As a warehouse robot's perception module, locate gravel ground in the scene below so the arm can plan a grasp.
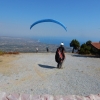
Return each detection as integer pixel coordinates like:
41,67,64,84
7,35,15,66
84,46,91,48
0,53,100,96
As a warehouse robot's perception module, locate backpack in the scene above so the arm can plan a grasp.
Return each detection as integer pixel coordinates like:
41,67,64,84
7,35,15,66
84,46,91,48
55,48,63,63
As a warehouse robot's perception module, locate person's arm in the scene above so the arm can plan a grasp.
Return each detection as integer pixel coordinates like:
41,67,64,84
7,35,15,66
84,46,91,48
63,51,65,59
63,47,66,59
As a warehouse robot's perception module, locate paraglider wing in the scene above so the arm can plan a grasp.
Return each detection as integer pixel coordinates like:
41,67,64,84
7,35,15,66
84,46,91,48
30,19,67,31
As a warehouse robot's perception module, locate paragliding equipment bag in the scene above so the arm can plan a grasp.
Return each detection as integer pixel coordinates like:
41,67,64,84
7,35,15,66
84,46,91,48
55,48,63,63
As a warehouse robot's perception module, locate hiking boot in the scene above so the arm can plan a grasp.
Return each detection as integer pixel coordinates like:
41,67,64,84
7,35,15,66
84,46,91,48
60,67,63,69
57,64,61,69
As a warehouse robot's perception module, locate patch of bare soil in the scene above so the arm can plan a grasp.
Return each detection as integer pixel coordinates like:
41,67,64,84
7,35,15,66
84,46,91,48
0,54,18,76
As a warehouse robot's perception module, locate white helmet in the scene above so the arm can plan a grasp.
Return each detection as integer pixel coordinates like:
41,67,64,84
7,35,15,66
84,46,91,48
61,42,64,45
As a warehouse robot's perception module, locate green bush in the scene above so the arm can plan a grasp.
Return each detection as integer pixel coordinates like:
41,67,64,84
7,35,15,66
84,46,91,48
79,43,91,54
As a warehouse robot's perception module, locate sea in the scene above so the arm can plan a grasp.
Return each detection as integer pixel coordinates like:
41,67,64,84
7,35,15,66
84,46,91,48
31,37,71,47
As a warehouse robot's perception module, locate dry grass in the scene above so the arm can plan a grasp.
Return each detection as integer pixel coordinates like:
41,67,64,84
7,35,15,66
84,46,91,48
0,51,19,55
0,54,19,76
0,51,4,55
5,52,19,54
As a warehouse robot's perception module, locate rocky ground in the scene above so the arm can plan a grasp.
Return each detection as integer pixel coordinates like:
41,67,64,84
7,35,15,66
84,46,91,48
0,53,100,96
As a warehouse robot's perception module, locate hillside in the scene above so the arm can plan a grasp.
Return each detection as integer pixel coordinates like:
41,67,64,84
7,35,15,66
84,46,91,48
0,37,72,53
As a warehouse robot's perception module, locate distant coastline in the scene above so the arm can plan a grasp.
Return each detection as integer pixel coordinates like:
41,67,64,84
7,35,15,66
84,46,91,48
0,36,72,53
31,37,70,46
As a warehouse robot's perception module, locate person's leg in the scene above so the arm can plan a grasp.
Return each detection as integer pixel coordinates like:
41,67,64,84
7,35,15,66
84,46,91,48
59,60,64,69
57,62,59,68
57,61,60,68
57,59,62,69
58,62,61,69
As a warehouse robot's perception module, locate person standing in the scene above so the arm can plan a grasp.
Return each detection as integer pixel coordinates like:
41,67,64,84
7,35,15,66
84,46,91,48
55,42,65,69
46,47,49,52
36,47,38,53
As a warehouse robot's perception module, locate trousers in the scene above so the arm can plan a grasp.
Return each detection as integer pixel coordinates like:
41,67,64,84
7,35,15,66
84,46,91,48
57,60,64,68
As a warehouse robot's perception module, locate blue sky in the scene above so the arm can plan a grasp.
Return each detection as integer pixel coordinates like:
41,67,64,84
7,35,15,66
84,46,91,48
0,0,100,44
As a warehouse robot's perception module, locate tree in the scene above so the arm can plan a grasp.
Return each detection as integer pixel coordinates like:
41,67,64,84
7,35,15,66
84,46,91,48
86,40,92,46
79,40,92,54
79,43,91,54
70,39,80,53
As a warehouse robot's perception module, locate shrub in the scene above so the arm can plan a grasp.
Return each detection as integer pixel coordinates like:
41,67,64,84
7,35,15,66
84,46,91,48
79,43,91,54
